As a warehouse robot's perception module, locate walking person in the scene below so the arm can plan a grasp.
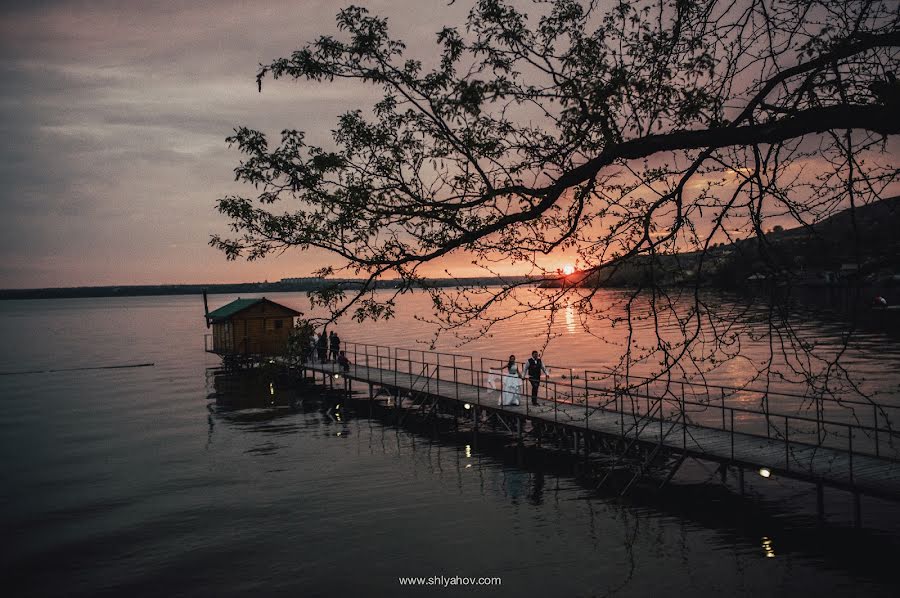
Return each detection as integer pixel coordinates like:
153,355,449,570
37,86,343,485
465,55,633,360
526,350,549,406
329,330,341,362
499,355,523,406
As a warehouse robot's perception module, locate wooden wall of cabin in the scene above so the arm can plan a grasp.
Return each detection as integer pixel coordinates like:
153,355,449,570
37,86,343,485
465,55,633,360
211,321,233,353
230,302,297,355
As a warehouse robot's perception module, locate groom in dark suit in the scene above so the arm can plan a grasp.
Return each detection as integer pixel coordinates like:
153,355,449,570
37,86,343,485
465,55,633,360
526,351,548,406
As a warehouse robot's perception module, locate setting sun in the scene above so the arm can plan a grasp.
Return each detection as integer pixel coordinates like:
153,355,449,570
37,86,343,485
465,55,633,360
562,264,575,276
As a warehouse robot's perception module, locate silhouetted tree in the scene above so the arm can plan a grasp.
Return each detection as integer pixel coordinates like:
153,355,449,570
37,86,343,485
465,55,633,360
213,1,899,418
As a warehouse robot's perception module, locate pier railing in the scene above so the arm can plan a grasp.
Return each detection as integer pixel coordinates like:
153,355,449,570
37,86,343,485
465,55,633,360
335,341,900,471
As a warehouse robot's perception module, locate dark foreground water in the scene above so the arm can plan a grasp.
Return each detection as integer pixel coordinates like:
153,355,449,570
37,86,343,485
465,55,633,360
2,294,899,597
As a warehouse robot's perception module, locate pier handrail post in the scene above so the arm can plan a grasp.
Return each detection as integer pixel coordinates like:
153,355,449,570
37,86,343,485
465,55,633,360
584,375,589,431
784,415,790,471
476,362,481,407
659,392,663,441
873,404,879,457
816,395,823,446
635,380,650,418
620,385,625,438
554,383,558,425
480,357,485,392
721,388,726,430
525,380,529,417
569,368,574,405
848,423,854,483
453,355,458,401
730,409,735,460
543,368,548,402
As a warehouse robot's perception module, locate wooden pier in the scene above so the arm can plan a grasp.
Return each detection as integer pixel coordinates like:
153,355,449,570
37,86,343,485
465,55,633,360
296,342,900,516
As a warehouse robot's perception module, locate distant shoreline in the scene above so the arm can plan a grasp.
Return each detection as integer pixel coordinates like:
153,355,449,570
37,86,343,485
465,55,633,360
0,277,534,301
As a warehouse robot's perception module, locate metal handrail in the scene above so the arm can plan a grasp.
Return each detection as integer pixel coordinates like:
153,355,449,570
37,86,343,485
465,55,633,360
326,340,900,468
583,368,900,412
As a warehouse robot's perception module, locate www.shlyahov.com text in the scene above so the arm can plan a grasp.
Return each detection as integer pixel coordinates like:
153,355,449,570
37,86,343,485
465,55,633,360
398,576,502,588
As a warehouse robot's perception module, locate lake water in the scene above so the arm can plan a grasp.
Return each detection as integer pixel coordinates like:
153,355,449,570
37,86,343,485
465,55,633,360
2,292,899,597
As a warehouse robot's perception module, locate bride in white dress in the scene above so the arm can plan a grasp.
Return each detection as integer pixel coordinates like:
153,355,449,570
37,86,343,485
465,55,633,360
498,355,523,406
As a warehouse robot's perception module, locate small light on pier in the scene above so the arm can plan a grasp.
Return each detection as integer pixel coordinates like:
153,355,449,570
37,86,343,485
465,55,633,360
269,382,274,396
465,444,472,458
759,468,772,478
334,374,341,380
463,403,471,410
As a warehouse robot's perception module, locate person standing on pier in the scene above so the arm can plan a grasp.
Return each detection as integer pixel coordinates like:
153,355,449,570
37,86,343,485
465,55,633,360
316,331,328,362
309,332,319,362
329,330,341,362
526,351,549,406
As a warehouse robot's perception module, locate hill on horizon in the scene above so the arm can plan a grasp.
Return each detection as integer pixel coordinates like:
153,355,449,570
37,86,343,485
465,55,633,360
572,195,900,289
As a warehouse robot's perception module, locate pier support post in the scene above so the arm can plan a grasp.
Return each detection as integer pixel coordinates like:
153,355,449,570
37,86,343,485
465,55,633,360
738,468,745,496
368,383,374,401
853,492,862,528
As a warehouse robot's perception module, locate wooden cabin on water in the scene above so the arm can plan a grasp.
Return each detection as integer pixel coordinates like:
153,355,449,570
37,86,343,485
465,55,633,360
205,297,300,356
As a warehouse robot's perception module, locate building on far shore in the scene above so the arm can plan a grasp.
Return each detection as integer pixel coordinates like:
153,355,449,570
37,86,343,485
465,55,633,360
205,297,300,356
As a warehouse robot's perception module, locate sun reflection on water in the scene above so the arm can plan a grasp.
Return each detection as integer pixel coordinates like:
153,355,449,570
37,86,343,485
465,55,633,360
565,304,576,334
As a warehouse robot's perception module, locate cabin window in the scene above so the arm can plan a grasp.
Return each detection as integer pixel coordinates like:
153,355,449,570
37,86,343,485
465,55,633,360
274,319,283,329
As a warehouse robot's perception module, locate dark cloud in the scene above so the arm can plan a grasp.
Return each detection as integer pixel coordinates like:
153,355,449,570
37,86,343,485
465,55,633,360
0,1,467,287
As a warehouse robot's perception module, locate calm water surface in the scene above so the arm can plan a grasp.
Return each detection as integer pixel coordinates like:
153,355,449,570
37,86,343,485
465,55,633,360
2,293,899,597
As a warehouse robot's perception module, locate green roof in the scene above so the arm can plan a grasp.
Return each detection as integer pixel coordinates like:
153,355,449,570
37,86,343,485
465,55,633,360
206,297,301,322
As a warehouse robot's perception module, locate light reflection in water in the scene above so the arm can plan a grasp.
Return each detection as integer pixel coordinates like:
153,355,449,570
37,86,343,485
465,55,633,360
762,536,776,558
565,304,576,334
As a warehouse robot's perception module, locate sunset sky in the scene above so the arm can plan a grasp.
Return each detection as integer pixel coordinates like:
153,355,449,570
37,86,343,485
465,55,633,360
1,0,492,289
2,1,895,290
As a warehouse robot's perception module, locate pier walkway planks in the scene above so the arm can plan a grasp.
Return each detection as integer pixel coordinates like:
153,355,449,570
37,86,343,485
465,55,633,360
304,360,900,501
